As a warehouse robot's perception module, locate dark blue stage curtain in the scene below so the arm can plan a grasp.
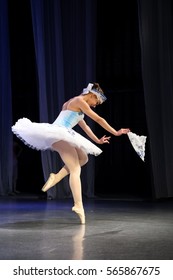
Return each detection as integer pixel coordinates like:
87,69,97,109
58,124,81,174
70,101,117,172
138,0,173,198
30,0,97,198
0,0,13,195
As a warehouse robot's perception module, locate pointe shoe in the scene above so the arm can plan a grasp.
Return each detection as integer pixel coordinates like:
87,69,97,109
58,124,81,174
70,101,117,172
72,206,85,224
41,173,56,192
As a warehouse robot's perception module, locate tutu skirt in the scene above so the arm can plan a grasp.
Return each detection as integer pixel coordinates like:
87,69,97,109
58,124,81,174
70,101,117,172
12,118,102,156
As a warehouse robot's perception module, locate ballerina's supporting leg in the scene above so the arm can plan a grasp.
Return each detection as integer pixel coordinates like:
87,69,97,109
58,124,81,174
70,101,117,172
50,141,87,224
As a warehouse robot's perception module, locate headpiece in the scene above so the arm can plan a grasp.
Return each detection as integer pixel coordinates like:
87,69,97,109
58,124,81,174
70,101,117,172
82,83,107,104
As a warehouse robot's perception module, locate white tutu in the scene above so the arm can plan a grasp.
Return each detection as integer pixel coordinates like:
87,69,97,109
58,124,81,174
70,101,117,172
12,117,102,156
127,131,147,161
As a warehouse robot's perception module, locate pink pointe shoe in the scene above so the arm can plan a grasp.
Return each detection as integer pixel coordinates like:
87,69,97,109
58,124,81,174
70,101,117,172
41,173,56,192
72,206,85,224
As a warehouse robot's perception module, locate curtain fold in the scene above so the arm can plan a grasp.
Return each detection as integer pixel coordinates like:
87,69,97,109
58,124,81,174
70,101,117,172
0,0,13,195
138,0,173,198
30,0,97,199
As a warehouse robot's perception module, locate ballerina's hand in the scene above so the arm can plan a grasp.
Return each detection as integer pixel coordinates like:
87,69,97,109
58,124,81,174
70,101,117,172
117,128,130,136
99,135,111,144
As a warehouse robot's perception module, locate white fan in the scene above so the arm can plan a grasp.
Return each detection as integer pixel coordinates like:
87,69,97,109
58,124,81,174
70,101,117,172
127,132,147,161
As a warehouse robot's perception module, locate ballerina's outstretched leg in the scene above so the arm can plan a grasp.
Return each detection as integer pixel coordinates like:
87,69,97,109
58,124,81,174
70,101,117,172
42,147,88,193
41,166,69,192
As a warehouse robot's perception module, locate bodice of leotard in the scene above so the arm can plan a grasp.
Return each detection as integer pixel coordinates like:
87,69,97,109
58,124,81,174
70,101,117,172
52,110,84,128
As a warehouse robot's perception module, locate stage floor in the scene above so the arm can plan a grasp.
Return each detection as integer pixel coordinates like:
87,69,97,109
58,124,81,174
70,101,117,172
0,194,173,260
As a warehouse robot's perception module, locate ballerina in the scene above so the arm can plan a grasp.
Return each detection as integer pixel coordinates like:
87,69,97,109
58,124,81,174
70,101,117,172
12,82,130,224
